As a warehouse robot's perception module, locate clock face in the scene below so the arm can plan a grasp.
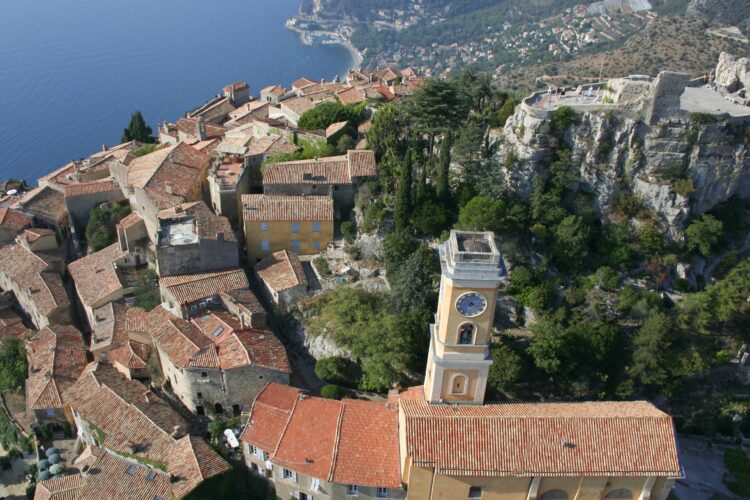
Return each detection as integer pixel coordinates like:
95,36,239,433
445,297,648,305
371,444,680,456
455,292,487,317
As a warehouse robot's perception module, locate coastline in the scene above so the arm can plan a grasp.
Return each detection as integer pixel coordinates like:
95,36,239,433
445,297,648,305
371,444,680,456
286,21,363,72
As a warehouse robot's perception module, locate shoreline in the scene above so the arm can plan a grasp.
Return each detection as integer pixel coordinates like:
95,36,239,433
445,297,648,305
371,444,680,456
286,21,363,72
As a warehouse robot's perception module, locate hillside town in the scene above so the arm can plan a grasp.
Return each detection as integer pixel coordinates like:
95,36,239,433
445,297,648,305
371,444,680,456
1,49,750,500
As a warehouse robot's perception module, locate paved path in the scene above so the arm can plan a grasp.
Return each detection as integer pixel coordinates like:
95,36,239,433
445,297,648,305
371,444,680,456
674,437,741,500
681,87,750,117
0,444,33,500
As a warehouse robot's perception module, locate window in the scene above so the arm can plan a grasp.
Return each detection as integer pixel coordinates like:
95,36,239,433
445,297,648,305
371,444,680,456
196,405,205,415
312,221,321,232
283,468,297,482
539,490,568,500
450,374,469,395
299,493,310,500
458,323,476,345
261,240,270,251
260,222,269,231
46,408,55,417
125,464,138,475
377,487,388,498
605,490,633,499
346,485,358,496
291,240,301,252
468,486,482,499
312,240,320,250
146,470,157,481
291,222,300,233
201,372,208,378
311,478,321,491
196,392,202,399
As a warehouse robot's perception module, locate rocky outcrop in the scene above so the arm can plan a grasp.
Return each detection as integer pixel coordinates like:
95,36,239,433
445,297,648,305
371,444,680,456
715,52,750,93
491,82,750,240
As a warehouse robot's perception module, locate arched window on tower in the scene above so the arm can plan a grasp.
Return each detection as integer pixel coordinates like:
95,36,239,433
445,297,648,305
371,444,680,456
458,323,476,345
605,489,633,499
539,490,568,500
449,374,469,395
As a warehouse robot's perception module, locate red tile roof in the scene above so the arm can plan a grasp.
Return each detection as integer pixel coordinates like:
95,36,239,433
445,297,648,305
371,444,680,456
0,308,31,339
68,243,128,310
261,85,287,96
262,150,376,186
148,306,213,368
292,78,316,90
116,212,143,230
336,87,367,105
64,180,117,198
223,82,249,92
242,195,334,222
255,250,308,293
400,397,683,478
160,268,249,305
0,243,68,319
109,340,151,370
241,383,401,487
0,207,33,232
62,362,228,494
127,143,209,210
20,186,67,223
26,325,87,411
18,228,56,244
34,473,85,500
281,96,316,117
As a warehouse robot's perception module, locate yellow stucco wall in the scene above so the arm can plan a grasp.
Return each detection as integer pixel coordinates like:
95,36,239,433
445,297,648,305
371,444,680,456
436,281,498,348
244,219,333,263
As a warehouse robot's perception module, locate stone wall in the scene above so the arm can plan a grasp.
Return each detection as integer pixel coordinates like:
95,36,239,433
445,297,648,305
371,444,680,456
156,238,240,277
65,189,126,231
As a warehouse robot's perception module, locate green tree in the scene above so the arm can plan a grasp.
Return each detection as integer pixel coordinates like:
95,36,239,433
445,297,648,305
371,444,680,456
411,198,451,237
389,245,438,314
0,339,27,393
436,133,453,202
406,78,470,138
686,214,724,257
487,341,522,397
496,98,516,127
122,111,155,143
629,312,674,390
394,153,413,231
298,101,362,131
85,202,131,252
133,268,160,311
457,196,506,233
320,384,346,400
553,215,590,272
528,316,572,380
383,230,419,275
314,356,359,387
366,103,408,160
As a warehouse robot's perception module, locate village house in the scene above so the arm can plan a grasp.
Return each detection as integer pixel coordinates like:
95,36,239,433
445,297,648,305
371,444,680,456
0,241,70,329
126,142,210,240
207,156,252,225
261,150,377,213
63,180,125,231
254,250,309,310
0,207,33,245
0,307,32,340
113,211,149,263
260,85,287,104
155,201,239,277
17,186,69,238
25,324,86,425
159,267,251,319
62,362,230,498
68,243,143,332
240,383,404,500
148,305,290,417
242,194,334,263
225,101,274,127
277,96,317,127
219,288,267,328
223,81,251,107
16,228,58,252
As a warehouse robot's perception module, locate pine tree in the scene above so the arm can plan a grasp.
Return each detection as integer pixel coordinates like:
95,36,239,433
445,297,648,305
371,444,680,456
436,133,452,202
394,153,413,231
122,111,155,143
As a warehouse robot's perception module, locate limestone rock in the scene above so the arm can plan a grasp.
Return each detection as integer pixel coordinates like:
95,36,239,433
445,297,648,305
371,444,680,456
715,52,750,92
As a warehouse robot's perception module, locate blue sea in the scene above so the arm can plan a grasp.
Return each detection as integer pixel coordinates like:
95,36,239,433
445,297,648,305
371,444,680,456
0,0,352,183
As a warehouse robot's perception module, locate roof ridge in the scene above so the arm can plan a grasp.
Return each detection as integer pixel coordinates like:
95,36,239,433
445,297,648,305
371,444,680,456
327,400,346,482
272,392,300,457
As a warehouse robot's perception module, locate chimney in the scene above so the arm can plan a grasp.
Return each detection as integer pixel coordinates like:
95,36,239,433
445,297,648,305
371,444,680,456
165,182,173,195
196,117,206,141
102,144,109,152
171,425,182,438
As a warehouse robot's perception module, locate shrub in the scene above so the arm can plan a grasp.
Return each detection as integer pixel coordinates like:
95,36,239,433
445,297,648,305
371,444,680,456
691,112,718,124
133,268,160,311
594,266,620,291
315,357,357,386
298,101,364,131
725,448,750,496
320,384,346,400
673,178,695,196
313,257,332,277
341,221,355,243
131,144,158,157
550,106,576,136
85,202,131,252
0,455,10,470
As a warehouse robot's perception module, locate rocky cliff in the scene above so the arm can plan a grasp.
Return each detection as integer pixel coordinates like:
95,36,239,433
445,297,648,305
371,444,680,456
491,65,750,240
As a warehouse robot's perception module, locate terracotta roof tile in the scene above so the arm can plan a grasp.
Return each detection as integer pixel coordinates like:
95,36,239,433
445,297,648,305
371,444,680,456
242,195,333,222
19,228,56,244
255,250,308,293
262,150,376,185
108,340,151,370
125,307,148,336
116,212,143,230
261,85,286,96
220,289,264,316
34,473,85,500
160,268,249,305
20,186,67,223
0,207,33,231
64,180,117,198
89,301,129,353
148,306,212,368
240,383,400,487
336,87,367,105
292,78,316,90
68,243,128,309
0,243,68,318
0,308,31,339
281,97,316,116
26,325,86,411
170,435,231,498
400,397,683,477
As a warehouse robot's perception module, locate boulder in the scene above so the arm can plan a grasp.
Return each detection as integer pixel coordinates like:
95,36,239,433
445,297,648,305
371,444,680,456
715,52,750,93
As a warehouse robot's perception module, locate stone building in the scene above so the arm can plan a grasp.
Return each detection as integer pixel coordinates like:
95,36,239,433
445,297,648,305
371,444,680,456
155,201,239,277
254,250,309,310
242,194,334,263
148,305,290,417
159,267,251,319
278,96,316,127
0,208,33,246
63,180,126,231
223,81,251,107
17,228,58,253
262,150,378,213
63,362,230,498
17,186,69,238
126,142,210,240
241,383,405,500
220,289,267,328
68,243,143,332
207,156,252,225
260,85,287,104
0,241,69,329
25,324,86,425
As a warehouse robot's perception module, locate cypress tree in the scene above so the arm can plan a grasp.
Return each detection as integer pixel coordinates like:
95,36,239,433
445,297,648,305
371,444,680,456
436,133,452,202
122,111,155,143
394,152,413,231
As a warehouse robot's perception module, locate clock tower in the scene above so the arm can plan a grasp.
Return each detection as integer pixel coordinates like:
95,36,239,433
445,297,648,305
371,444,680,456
423,230,506,404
